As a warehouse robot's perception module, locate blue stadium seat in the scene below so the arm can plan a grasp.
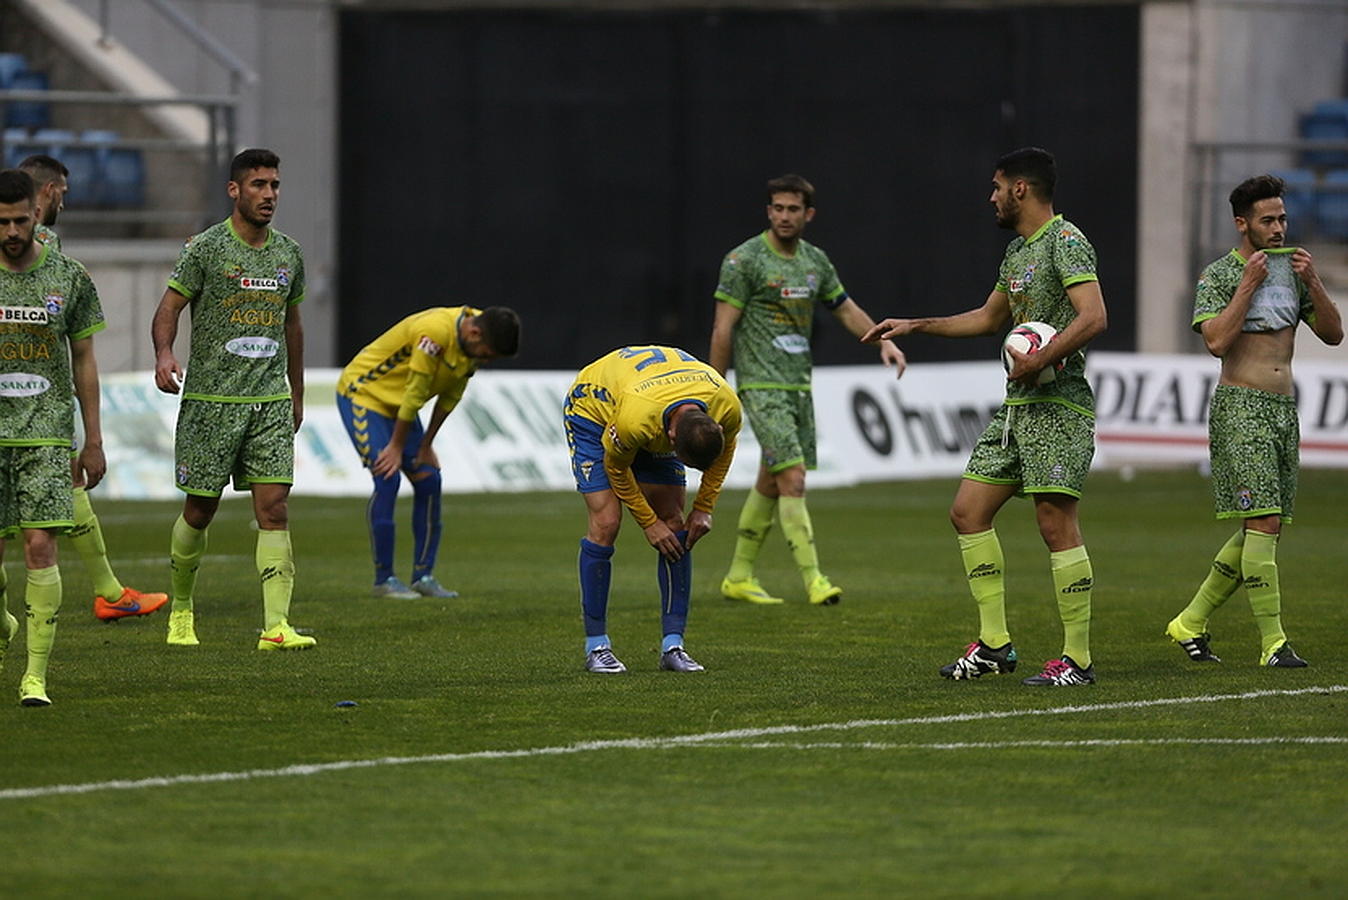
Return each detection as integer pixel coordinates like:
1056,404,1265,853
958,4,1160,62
1301,100,1348,168
1316,169,1348,239
4,70,50,129
0,53,28,88
101,145,146,208
2,127,32,167
1270,168,1317,240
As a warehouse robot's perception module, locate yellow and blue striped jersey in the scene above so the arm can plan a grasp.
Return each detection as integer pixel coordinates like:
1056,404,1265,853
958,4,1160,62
568,345,741,527
337,306,481,419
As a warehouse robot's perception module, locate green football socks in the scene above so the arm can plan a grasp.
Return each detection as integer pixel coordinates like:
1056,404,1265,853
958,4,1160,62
725,489,777,582
1241,529,1286,658
257,528,295,630
1051,544,1093,668
24,565,62,682
169,515,208,612
958,529,1010,649
778,496,821,585
1176,529,1244,635
68,486,123,601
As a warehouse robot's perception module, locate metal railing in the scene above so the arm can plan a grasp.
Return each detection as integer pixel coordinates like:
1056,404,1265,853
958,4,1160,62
97,0,259,95
0,87,238,230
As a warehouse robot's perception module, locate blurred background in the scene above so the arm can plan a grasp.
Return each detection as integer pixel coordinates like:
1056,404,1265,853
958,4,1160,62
1,0,1345,375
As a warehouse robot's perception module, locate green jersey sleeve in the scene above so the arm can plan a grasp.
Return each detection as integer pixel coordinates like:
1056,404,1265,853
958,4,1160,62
167,236,206,299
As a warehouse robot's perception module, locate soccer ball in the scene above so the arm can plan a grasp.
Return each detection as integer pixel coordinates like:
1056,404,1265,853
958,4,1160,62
1001,321,1061,385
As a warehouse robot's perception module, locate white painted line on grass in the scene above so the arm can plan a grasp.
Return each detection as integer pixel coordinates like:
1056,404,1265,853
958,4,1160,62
3,684,1344,801
712,737,1348,751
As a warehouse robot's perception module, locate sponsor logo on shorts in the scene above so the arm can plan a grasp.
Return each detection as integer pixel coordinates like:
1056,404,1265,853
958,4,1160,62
176,463,189,484
240,276,280,291
780,286,811,299
579,461,595,482
225,336,280,359
1235,488,1253,511
0,306,49,324
0,373,50,397
417,336,443,357
772,334,810,354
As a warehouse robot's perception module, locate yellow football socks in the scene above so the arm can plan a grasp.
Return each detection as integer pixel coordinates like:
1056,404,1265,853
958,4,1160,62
23,565,62,682
1176,529,1244,636
1051,544,1093,668
169,515,208,612
1241,529,1286,658
778,496,822,586
257,528,295,630
958,529,1010,649
725,489,777,582
69,486,123,601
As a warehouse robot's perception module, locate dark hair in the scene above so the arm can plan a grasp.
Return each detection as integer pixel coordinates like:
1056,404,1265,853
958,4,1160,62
476,306,521,358
0,169,37,206
230,148,281,183
673,408,723,471
767,173,815,208
18,154,68,187
995,147,1057,201
1229,174,1285,219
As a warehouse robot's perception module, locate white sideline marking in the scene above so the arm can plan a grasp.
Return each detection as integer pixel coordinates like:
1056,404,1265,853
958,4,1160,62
715,737,1348,751
3,684,1344,801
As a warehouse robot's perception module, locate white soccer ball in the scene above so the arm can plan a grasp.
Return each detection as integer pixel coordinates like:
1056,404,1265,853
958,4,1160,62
1001,321,1060,385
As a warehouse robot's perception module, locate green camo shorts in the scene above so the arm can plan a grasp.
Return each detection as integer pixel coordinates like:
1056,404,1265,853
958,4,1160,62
964,401,1095,497
739,388,815,472
1209,384,1298,522
0,445,73,538
174,398,294,497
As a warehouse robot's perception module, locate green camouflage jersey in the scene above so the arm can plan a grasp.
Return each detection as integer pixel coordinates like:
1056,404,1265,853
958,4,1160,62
167,218,306,403
714,231,847,391
0,242,105,446
1192,248,1315,335
994,215,1099,415
34,223,61,253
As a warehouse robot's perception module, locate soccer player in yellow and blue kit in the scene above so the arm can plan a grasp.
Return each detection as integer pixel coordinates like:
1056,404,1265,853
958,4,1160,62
565,346,741,673
337,306,520,598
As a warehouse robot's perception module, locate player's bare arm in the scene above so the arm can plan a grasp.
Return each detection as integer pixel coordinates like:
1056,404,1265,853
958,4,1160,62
70,335,106,490
862,289,1012,343
1201,251,1267,359
832,298,906,378
286,302,305,432
150,287,189,393
708,301,742,376
1292,248,1344,346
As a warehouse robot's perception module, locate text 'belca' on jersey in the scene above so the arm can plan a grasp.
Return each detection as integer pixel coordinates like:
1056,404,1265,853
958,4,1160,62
714,232,848,391
167,218,305,404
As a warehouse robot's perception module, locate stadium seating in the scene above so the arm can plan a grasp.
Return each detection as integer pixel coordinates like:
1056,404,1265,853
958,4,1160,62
0,53,28,88
4,70,51,130
98,139,146,208
1300,100,1348,168
1317,169,1348,239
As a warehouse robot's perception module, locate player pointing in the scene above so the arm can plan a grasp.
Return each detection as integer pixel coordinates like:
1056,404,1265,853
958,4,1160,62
863,147,1107,686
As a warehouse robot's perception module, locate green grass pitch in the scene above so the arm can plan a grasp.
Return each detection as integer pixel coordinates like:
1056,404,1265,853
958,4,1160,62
3,468,1346,897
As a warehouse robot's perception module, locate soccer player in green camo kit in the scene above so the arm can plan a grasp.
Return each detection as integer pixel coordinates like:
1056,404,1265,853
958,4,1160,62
865,148,1107,686
152,148,313,651
711,174,905,608
1164,174,1342,668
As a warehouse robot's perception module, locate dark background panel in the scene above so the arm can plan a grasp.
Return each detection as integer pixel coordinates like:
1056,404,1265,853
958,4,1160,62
339,6,1139,368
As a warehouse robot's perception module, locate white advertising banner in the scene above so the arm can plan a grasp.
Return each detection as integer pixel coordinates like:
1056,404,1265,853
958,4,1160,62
94,353,1348,500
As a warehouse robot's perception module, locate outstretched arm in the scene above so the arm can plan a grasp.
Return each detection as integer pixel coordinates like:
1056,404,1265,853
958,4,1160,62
861,289,1013,343
832,298,905,378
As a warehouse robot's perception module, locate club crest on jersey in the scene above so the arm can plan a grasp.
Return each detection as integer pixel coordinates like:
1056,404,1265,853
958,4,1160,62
275,267,291,287
806,273,818,290
417,336,443,357
44,293,64,314
240,276,280,291
607,424,628,453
